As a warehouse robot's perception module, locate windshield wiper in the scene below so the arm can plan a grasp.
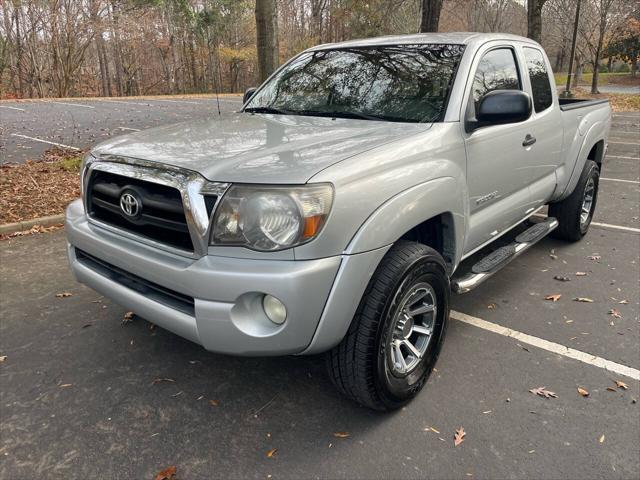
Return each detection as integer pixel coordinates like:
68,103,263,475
244,106,294,115
294,110,412,122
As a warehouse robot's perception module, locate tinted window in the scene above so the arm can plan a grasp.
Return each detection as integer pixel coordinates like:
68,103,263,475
524,47,553,112
471,48,521,112
246,44,465,123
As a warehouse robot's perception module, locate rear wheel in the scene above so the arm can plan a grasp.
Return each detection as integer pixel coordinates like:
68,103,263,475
549,159,600,242
326,241,450,411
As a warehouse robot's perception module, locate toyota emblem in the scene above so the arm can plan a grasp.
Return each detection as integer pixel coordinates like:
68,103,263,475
119,191,141,218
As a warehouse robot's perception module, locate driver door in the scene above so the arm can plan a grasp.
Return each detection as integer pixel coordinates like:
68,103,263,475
462,45,534,255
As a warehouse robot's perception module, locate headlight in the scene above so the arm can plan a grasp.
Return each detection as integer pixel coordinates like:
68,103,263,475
211,184,333,251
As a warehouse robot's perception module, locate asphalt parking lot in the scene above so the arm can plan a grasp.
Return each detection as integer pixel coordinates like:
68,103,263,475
0,95,243,163
0,112,639,479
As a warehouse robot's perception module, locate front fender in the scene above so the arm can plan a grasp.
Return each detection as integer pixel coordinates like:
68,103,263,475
344,177,466,269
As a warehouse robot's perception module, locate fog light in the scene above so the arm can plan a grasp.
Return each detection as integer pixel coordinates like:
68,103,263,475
263,294,287,325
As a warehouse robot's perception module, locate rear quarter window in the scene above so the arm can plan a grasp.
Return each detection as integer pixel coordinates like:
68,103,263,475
524,47,553,112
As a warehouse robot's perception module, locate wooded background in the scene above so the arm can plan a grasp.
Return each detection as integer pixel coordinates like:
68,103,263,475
0,0,638,99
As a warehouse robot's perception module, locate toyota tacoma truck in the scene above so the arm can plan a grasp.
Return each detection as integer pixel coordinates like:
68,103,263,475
66,33,611,410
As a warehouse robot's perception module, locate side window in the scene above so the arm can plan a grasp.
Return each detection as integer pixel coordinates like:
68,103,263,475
524,47,553,112
471,48,521,113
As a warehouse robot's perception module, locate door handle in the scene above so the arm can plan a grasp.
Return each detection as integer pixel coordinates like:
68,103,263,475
522,134,536,147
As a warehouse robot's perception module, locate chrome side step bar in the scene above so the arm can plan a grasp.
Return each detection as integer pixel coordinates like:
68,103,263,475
452,217,558,294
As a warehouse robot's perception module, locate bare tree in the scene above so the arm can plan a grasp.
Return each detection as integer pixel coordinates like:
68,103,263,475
420,0,443,32
255,0,279,83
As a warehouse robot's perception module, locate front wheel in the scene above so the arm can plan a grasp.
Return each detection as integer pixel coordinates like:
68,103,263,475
326,241,450,411
549,159,600,242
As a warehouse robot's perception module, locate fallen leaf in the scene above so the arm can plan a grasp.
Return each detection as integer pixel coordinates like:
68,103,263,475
545,294,562,302
575,272,588,276
0,355,6,363
599,434,605,444
529,386,557,399
266,448,278,458
618,299,629,304
333,432,350,438
154,465,176,480
588,255,601,261
573,297,594,303
55,292,73,298
454,427,466,447
60,383,72,388
487,303,497,309
608,309,622,319
122,311,134,323
208,399,219,407
606,387,617,392
152,378,175,384
577,387,589,397
553,275,571,282
615,380,628,390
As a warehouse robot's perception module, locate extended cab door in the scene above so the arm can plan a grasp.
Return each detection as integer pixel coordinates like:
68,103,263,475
518,46,564,210
461,45,534,255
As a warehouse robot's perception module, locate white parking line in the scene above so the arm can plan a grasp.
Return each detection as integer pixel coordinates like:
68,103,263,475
600,177,639,184
49,101,95,109
10,133,80,151
606,155,638,160
102,99,151,107
590,221,640,233
0,105,25,112
451,310,640,381
149,98,202,105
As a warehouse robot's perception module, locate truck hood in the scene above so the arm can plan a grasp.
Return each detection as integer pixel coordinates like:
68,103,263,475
93,113,431,183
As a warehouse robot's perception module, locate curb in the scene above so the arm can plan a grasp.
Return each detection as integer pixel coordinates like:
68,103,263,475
0,214,65,235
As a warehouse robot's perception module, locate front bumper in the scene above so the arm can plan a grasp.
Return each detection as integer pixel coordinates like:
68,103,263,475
65,199,343,355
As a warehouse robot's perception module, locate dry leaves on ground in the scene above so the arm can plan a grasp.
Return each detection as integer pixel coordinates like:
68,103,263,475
608,309,622,319
1,224,63,240
0,356,6,363
577,387,590,397
154,465,177,480
599,434,605,444
0,148,84,224
333,432,350,438
208,399,220,407
454,427,466,447
122,311,135,323
266,448,278,458
553,276,571,282
574,297,594,303
575,272,588,276
55,292,73,298
545,294,562,302
529,386,558,399
152,378,176,385
615,380,628,390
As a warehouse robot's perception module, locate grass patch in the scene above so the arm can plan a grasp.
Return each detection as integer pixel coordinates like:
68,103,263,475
553,72,637,87
60,154,83,172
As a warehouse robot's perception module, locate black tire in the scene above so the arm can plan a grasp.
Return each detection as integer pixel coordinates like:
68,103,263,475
326,241,450,411
549,159,600,242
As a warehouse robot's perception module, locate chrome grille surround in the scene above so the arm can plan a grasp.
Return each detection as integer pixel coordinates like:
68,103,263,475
84,154,229,258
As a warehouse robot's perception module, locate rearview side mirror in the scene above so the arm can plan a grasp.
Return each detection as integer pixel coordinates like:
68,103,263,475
243,87,257,105
468,90,532,132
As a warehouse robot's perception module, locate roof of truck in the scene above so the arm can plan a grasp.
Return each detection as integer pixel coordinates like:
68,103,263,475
311,32,540,50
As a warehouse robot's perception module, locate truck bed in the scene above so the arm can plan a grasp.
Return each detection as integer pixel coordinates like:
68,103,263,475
559,97,610,111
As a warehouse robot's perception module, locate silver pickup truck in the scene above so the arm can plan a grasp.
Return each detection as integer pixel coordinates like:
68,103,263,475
66,33,611,410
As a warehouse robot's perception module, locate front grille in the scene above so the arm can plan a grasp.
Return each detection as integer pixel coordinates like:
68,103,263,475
75,249,195,316
86,170,194,251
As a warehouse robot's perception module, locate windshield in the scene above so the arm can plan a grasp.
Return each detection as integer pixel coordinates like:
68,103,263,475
245,44,465,123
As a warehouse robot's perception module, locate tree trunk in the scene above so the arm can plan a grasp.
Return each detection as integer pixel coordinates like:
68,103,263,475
591,39,604,94
255,0,279,83
419,0,443,32
527,0,547,44
632,49,638,77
